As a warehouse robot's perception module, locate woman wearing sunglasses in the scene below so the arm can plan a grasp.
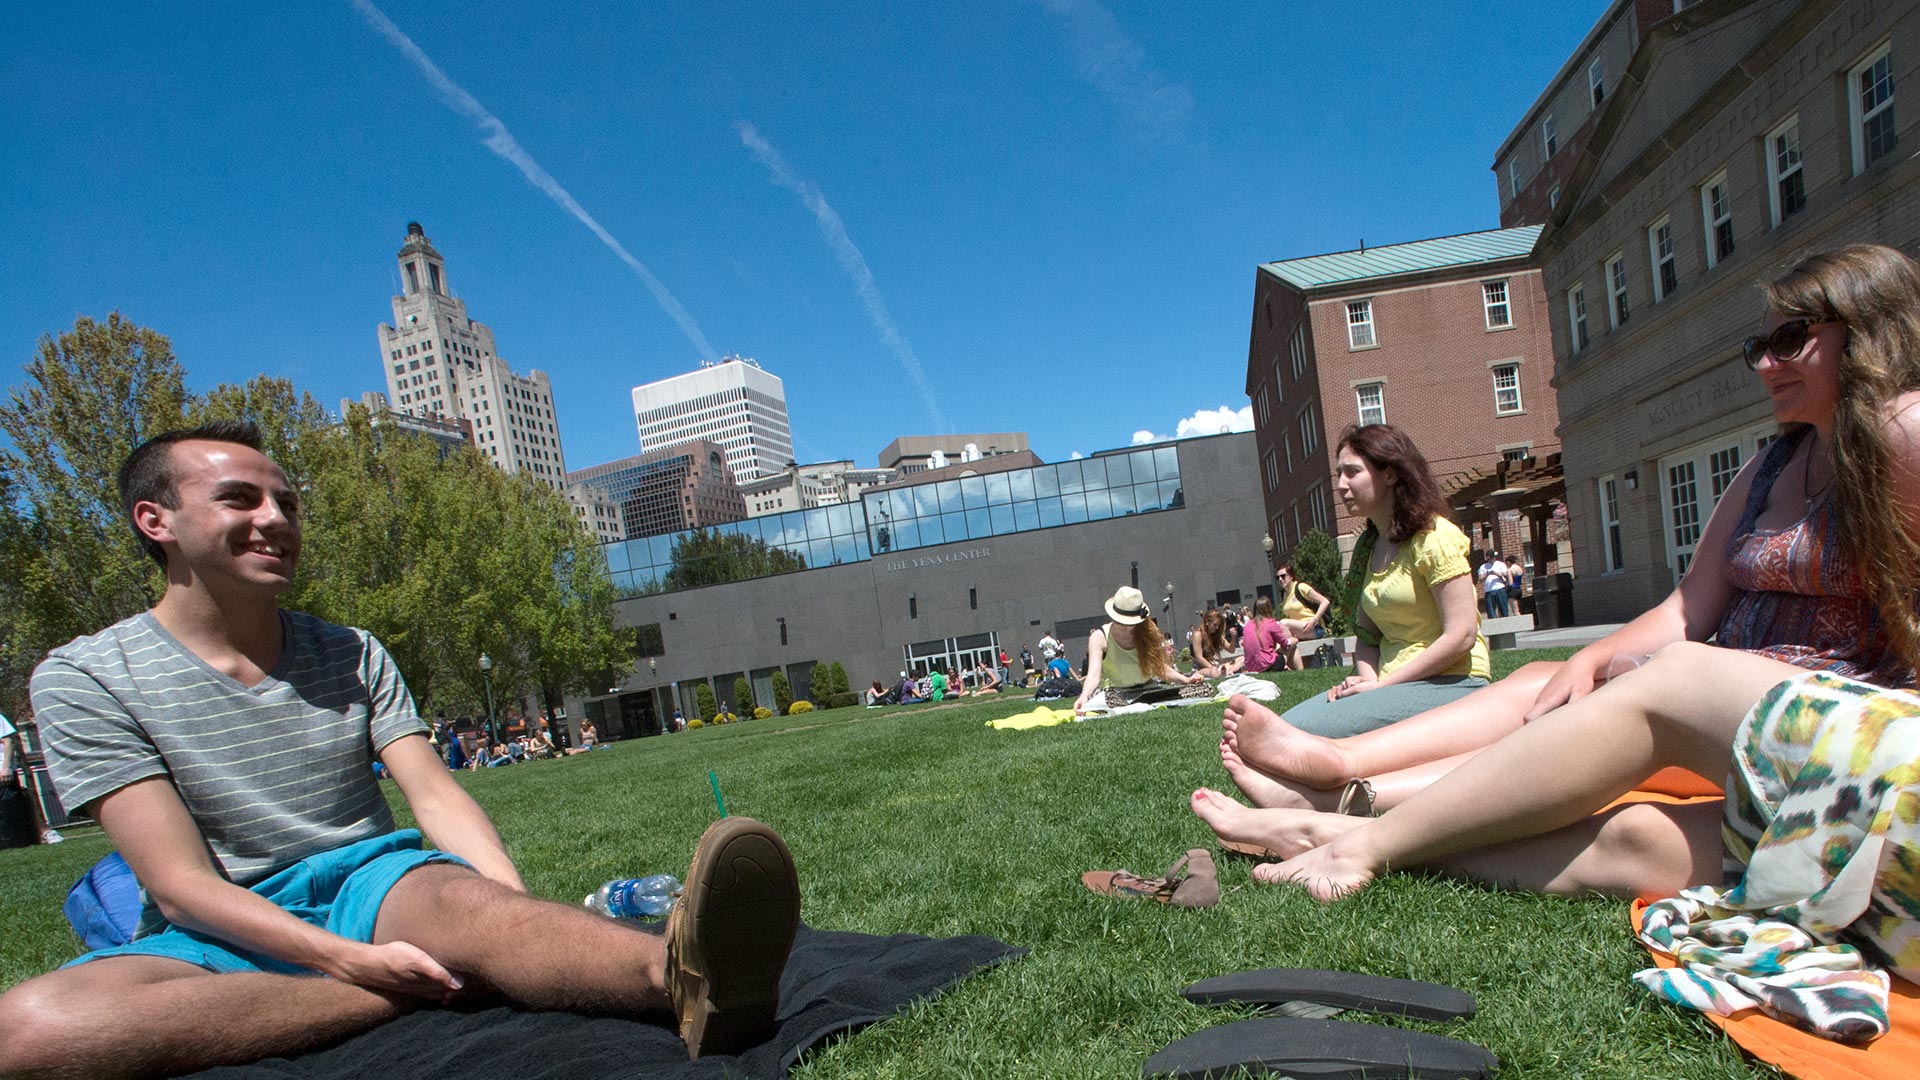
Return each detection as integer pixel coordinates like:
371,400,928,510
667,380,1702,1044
1201,244,1920,889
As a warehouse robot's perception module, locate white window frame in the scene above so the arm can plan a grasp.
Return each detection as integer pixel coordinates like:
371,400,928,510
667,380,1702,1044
1567,284,1590,353
1656,422,1774,584
1848,42,1896,176
1272,359,1284,404
1346,300,1376,349
1263,449,1279,492
1299,401,1319,455
1766,115,1804,227
1589,58,1606,107
1355,382,1386,426
1307,483,1329,532
1508,159,1522,200
1482,279,1512,329
1647,216,1676,303
1289,325,1307,379
1597,475,1623,572
1605,253,1629,330
1255,385,1271,425
1541,113,1557,158
1700,170,1733,269
1283,429,1293,473
1491,363,1523,415
1548,184,1561,209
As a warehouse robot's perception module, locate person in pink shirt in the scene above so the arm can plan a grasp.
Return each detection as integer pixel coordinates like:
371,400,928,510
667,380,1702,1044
1240,596,1291,674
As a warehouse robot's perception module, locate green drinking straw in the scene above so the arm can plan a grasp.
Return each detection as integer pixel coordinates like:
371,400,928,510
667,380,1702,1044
708,770,728,818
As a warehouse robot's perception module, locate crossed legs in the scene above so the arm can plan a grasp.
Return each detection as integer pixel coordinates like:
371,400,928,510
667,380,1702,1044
1253,642,1798,901
0,865,672,1079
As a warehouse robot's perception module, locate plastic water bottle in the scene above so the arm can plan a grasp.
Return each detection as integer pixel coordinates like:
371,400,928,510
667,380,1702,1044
584,874,682,919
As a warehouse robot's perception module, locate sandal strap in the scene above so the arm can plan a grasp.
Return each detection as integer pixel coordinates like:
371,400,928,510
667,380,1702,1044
1337,777,1377,817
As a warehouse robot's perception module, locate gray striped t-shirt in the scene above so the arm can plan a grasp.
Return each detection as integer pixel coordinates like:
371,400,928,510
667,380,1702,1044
33,610,428,936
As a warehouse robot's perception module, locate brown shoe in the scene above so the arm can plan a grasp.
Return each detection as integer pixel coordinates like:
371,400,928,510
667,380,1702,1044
666,816,801,1058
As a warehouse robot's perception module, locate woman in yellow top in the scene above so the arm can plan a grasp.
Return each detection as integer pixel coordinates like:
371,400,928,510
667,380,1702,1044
1274,563,1332,671
1275,424,1487,738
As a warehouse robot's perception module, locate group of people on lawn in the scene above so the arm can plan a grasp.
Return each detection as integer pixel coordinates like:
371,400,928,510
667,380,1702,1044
6,245,1920,1076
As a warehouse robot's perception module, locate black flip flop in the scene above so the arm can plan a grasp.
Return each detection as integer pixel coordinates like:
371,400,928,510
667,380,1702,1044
1181,968,1475,1022
1143,1016,1498,1079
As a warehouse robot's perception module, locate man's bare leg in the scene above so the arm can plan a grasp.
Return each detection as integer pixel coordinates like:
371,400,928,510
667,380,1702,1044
0,956,411,1080
1255,643,1795,900
1222,662,1559,790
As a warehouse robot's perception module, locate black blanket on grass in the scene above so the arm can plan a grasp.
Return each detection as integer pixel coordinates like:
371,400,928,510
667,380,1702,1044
189,924,1022,1080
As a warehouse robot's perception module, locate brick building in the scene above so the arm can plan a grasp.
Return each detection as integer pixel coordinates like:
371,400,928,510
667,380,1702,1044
1515,0,1916,621
1247,227,1564,568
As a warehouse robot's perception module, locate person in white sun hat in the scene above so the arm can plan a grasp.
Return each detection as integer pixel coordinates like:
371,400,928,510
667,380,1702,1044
1074,586,1205,714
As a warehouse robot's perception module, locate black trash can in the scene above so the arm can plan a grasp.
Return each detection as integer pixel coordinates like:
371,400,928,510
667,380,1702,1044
1531,573,1576,630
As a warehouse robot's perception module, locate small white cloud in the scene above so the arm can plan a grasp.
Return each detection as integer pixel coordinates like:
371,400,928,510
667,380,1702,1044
1070,451,1086,460
1130,429,1161,446
1131,404,1254,447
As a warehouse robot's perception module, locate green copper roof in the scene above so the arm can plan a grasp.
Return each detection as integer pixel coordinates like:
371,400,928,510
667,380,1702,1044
1261,225,1542,290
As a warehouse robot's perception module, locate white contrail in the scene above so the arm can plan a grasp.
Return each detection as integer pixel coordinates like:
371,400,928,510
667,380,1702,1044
736,122,950,433
349,0,717,361
1039,0,1194,145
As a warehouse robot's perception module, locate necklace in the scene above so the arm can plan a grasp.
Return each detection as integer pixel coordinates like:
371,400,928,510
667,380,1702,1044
1803,431,1832,509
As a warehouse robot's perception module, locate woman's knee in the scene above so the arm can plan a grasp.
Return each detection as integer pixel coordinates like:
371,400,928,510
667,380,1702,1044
1587,802,1718,899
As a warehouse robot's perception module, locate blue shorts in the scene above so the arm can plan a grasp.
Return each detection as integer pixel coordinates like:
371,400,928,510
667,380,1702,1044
66,829,468,975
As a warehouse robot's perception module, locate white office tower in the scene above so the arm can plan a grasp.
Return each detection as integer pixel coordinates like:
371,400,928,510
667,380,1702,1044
376,223,568,489
631,356,794,481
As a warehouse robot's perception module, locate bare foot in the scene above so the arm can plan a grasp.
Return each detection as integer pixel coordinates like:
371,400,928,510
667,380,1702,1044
1223,695,1356,789
1252,839,1379,901
1220,739,1332,811
1189,787,1364,860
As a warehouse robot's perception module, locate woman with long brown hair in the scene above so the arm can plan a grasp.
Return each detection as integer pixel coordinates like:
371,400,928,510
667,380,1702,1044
1073,586,1205,713
1188,609,1243,678
1270,424,1488,738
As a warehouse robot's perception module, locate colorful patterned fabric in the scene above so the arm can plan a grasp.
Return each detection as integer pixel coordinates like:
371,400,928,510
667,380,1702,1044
1717,431,1913,687
1635,672,1920,1042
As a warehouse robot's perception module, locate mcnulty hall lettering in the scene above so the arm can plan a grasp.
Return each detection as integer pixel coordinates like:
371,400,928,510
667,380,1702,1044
884,547,992,572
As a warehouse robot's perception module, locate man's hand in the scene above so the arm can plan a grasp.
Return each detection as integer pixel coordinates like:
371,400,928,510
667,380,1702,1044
325,940,465,1002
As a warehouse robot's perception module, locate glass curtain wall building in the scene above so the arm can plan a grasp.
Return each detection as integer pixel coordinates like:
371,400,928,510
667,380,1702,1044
602,445,1183,595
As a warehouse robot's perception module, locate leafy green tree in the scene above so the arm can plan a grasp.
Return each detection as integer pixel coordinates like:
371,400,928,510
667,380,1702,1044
733,675,755,713
808,662,832,706
695,683,719,722
663,529,806,590
772,670,793,715
829,662,849,696
0,315,190,716
1289,529,1349,635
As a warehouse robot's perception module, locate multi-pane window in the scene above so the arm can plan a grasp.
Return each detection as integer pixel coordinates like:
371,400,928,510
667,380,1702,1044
1509,159,1522,200
1548,185,1561,209
1307,483,1329,532
1492,364,1523,415
1567,285,1591,353
1256,385,1271,425
1647,217,1677,302
1346,300,1376,349
1850,44,1896,174
1300,402,1320,454
1542,113,1557,157
1667,460,1701,577
1355,383,1386,426
1599,476,1623,572
1272,359,1284,403
1701,171,1734,268
1708,446,1743,501
1605,254,1629,329
1767,117,1805,226
1482,280,1512,329
1289,325,1307,378
1263,449,1279,492
1589,59,1606,107
1502,446,1530,463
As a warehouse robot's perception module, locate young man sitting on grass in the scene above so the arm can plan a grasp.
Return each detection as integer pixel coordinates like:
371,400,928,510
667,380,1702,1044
0,422,801,1080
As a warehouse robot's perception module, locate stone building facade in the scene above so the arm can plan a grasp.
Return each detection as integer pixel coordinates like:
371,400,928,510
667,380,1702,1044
1526,0,1915,621
632,356,794,482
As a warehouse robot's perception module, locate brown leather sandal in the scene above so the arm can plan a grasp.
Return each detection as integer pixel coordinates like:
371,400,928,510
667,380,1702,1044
1081,848,1220,908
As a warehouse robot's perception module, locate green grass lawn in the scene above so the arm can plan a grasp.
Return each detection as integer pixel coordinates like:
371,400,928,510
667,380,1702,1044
0,647,1779,1078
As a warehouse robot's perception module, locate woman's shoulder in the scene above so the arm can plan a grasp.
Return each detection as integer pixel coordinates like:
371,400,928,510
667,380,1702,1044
1410,516,1470,554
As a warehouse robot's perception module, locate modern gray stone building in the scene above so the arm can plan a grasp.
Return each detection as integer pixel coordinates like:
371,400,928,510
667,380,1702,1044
569,431,1272,737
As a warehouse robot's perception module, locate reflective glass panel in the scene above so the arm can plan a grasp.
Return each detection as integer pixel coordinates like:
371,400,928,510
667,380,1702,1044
893,520,921,549
1082,459,1108,490
1155,445,1178,478
914,485,941,518
917,515,944,545
605,542,630,573
825,504,853,536
989,503,1015,533
1033,464,1060,497
891,489,916,523
649,533,676,565
1160,478,1182,507
1084,490,1111,520
1062,492,1088,524
960,475,987,508
1010,468,1035,502
804,508,829,539
941,511,968,541
1058,460,1085,494
1105,454,1132,488
852,533,871,561
1109,484,1136,516
1038,497,1064,527
1130,448,1159,483
966,507,991,537
985,472,1012,505
1013,501,1040,531
872,522,894,553
937,480,964,514
1133,481,1162,513
834,535,859,565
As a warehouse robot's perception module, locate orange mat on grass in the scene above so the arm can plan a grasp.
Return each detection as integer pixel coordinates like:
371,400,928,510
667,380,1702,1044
1630,901,1920,1080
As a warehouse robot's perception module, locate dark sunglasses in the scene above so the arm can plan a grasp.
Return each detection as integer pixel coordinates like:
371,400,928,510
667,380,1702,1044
1741,319,1837,370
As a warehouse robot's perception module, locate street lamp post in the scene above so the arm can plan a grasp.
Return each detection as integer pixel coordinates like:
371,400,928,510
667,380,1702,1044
478,653,498,747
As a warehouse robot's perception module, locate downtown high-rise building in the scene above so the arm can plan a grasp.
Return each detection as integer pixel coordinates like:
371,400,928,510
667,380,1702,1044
375,223,567,489
631,356,793,482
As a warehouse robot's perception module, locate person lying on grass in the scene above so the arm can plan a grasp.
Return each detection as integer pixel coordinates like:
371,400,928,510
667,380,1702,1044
1073,586,1205,713
0,422,802,1079
1215,247,1920,821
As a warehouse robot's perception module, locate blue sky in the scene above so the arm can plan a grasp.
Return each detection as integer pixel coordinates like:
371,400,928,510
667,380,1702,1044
0,1,1601,471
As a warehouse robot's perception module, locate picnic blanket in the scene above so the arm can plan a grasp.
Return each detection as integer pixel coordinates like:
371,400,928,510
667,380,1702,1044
984,694,1225,730
187,923,1023,1080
